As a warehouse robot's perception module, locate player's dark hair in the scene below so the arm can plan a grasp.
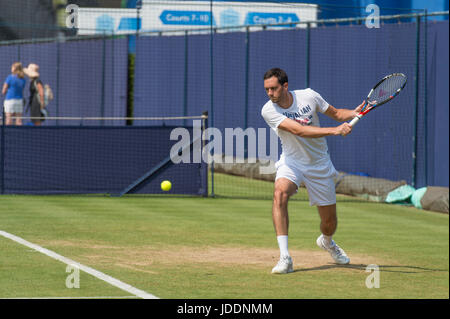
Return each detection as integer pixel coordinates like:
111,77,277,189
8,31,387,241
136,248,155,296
263,68,288,85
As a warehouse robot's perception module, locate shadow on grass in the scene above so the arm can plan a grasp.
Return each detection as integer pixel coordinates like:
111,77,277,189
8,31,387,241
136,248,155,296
293,264,448,274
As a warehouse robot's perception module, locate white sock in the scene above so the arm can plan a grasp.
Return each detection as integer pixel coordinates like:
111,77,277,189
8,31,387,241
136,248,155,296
277,235,290,258
322,234,333,247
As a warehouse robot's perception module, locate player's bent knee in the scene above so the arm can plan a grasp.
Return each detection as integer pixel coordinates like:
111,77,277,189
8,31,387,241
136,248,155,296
273,188,291,206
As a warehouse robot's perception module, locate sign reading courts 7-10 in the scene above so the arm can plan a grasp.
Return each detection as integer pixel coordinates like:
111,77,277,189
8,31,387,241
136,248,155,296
159,10,215,26
75,0,318,35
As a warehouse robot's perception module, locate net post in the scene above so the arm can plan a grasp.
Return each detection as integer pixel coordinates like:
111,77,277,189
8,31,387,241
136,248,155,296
202,111,209,197
203,110,214,198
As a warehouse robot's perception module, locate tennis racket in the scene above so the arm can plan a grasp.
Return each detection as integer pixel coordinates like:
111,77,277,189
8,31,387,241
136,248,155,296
349,73,407,126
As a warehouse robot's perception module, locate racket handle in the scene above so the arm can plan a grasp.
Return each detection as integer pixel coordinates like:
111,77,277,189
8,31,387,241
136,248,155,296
349,116,361,127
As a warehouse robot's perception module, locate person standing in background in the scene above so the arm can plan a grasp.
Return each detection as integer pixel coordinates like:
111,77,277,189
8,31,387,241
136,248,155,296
24,63,45,126
2,62,27,125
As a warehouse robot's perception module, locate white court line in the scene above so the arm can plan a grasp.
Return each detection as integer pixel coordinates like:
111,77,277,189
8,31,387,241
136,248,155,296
0,230,159,299
3,296,139,299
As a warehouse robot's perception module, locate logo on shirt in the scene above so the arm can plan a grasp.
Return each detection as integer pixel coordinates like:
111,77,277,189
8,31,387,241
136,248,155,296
283,104,313,126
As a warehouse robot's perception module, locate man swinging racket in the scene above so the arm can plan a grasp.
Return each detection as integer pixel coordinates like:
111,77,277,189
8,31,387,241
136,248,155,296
261,68,363,274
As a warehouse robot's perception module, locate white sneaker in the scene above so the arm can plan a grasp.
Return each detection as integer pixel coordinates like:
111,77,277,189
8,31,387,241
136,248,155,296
271,255,294,274
316,234,350,265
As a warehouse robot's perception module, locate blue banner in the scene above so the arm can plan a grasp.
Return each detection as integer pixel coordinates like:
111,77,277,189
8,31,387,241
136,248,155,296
244,12,299,27
159,10,215,25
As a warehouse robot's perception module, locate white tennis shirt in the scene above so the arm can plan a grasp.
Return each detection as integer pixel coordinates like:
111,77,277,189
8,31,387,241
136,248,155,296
261,88,333,169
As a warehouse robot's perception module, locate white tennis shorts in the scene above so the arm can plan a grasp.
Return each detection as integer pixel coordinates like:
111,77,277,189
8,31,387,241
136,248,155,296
275,158,338,206
4,99,24,114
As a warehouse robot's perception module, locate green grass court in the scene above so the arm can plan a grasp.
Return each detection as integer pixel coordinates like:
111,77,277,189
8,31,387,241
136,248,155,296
0,174,448,299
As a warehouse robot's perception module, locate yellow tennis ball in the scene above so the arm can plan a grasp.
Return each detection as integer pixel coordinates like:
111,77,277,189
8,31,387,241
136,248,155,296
161,180,172,191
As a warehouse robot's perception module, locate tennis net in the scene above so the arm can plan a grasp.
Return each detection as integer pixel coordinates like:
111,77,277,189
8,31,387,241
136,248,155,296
0,115,208,196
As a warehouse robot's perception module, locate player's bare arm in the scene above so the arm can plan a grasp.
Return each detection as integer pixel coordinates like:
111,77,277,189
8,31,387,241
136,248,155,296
1,83,7,96
323,102,365,122
278,117,352,137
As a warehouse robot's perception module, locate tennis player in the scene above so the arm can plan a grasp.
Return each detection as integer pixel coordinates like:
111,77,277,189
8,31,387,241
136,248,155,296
261,68,363,274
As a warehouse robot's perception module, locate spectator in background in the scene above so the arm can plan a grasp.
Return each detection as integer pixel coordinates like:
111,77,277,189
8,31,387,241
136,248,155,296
24,63,45,126
2,62,27,125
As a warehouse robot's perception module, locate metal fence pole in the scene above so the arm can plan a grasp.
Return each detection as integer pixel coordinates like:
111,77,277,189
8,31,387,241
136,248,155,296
101,31,106,124
244,26,250,158
183,30,189,127
209,0,215,197
112,31,115,124
0,104,5,194
424,9,428,185
412,14,421,187
306,22,311,88
56,37,61,125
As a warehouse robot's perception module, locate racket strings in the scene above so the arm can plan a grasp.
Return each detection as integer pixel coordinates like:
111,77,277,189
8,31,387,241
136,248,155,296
368,74,406,105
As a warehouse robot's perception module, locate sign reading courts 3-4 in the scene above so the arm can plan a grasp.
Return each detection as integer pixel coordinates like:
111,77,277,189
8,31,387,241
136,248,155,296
76,0,318,35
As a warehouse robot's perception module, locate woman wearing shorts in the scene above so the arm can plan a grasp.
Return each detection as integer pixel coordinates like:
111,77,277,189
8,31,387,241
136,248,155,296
2,62,26,125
